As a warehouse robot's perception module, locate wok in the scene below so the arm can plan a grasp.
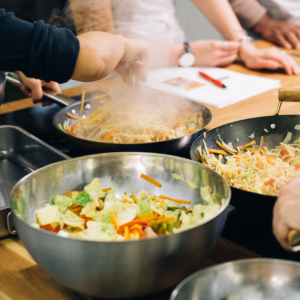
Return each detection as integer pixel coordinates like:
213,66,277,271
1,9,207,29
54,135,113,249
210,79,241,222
171,258,300,300
190,88,300,213
0,71,6,106
6,72,212,155
10,152,230,299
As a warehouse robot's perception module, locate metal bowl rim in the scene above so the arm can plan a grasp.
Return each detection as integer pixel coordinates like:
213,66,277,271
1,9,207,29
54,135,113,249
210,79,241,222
52,99,212,146
170,257,300,300
10,152,231,244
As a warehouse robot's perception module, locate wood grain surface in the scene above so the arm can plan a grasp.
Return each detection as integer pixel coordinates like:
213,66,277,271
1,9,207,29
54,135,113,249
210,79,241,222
0,40,297,299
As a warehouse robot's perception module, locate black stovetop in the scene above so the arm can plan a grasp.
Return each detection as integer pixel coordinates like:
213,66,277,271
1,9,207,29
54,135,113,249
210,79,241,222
1,98,300,263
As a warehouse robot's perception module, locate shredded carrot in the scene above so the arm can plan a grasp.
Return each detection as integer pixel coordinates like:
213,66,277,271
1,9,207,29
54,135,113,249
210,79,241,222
237,148,241,156
238,169,242,174
256,156,264,170
158,199,165,208
130,189,138,203
66,113,82,120
156,217,175,224
240,140,256,149
70,125,77,136
201,155,205,164
137,213,158,221
140,174,162,187
208,149,226,155
71,206,83,213
295,164,300,170
103,128,119,142
189,129,197,134
216,141,235,155
40,224,60,233
102,187,111,192
245,148,259,152
264,178,275,187
80,91,85,115
259,148,266,156
159,195,191,204
63,191,79,195
267,157,275,166
123,199,132,204
124,226,130,240
109,210,119,230
259,136,264,151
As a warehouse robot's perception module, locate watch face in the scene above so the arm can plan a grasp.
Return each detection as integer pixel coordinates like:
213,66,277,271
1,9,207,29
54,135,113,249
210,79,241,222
179,53,196,67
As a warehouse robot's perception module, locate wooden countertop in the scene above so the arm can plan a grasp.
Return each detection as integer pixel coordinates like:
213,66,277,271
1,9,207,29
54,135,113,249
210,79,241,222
1,40,298,299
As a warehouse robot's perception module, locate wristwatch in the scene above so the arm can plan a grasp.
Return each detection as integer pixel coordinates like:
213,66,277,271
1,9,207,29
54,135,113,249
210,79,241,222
179,42,196,67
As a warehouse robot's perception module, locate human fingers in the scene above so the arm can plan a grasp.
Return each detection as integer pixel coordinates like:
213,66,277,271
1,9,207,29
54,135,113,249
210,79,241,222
276,34,292,49
122,38,148,63
41,81,62,94
272,216,290,250
249,57,280,70
285,53,300,74
20,86,32,97
130,60,147,82
215,53,237,67
286,31,300,50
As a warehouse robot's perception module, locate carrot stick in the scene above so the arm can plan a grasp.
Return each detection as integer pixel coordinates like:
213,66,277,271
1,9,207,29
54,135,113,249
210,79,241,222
240,140,256,149
80,91,85,115
237,149,242,156
66,113,82,120
137,213,157,221
130,189,138,203
189,129,197,134
102,187,111,192
256,156,264,170
259,136,264,151
109,210,119,230
159,195,191,204
103,128,119,142
156,217,175,224
71,206,83,213
124,226,130,240
216,141,235,155
158,199,164,209
208,149,226,155
130,226,147,239
245,148,259,152
123,199,132,204
117,220,148,235
140,174,162,187
267,157,275,166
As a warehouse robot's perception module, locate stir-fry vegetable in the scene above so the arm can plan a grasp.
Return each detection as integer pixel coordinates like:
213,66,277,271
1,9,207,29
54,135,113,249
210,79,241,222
33,177,223,241
199,132,300,196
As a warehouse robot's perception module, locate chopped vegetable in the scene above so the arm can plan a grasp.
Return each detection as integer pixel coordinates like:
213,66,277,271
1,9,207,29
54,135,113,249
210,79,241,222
73,193,92,207
264,178,275,187
57,124,65,132
66,113,82,120
103,128,119,142
156,217,175,224
208,149,226,155
295,164,300,170
140,174,162,187
109,210,119,230
51,195,73,213
172,173,181,180
240,140,256,149
186,180,197,189
159,195,191,204
282,132,293,145
216,141,235,155
137,200,151,216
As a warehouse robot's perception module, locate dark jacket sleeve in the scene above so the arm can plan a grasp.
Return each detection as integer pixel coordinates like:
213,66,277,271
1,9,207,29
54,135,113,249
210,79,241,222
0,9,79,83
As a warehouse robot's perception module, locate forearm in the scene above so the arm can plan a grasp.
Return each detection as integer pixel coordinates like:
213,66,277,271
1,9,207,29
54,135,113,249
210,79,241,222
72,32,126,81
191,0,245,41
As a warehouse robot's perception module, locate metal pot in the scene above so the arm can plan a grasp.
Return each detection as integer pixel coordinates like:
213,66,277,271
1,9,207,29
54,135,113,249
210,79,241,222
10,153,230,299
171,258,300,300
0,71,6,107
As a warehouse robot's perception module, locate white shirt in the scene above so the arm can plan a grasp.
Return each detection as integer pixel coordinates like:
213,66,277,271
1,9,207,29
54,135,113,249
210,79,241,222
258,0,300,25
111,0,186,43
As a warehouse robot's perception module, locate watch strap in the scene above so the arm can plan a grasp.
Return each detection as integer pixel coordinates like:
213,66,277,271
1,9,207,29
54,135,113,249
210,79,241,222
183,42,192,54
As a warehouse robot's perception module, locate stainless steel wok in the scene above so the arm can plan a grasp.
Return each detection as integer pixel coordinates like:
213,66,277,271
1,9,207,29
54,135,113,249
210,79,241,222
10,153,230,299
0,71,6,106
171,258,300,300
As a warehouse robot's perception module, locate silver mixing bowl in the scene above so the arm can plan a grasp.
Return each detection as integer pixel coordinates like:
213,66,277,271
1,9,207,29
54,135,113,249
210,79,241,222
171,258,300,300
0,71,6,106
10,153,231,299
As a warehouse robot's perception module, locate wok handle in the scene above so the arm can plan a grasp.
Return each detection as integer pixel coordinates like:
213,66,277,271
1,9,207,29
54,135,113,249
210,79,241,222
276,88,300,115
288,229,300,252
5,72,75,107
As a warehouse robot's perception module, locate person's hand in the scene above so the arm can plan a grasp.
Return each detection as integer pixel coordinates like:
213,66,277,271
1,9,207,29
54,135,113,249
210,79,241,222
74,32,148,82
273,178,300,250
253,14,300,49
15,71,61,106
239,43,300,75
189,40,239,67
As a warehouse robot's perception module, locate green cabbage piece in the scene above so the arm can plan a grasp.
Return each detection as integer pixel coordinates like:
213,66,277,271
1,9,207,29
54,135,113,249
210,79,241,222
137,200,151,216
51,195,73,213
240,169,254,179
101,212,112,223
200,187,217,205
167,206,179,212
185,119,199,126
105,189,118,202
101,223,117,237
73,193,92,206
172,173,181,180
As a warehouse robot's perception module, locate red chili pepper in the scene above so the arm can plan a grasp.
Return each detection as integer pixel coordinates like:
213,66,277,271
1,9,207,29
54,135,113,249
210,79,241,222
40,224,60,233
295,164,300,170
264,178,275,187
280,148,286,155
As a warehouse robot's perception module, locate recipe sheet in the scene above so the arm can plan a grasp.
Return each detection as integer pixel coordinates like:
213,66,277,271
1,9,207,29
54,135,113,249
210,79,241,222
143,67,281,108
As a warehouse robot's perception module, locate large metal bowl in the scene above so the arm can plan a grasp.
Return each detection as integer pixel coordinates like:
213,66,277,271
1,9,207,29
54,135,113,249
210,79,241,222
10,153,230,299
0,71,6,107
171,258,300,300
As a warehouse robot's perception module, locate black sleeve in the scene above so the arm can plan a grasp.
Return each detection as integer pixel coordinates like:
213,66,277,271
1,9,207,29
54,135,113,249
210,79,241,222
0,9,80,83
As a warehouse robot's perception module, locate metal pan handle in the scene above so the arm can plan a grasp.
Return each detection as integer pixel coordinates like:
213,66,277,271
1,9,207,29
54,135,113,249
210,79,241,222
276,88,300,115
5,72,75,107
6,211,17,235
288,229,300,252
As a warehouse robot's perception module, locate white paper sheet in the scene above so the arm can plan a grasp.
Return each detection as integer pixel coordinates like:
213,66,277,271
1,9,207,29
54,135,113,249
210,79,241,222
143,67,281,108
